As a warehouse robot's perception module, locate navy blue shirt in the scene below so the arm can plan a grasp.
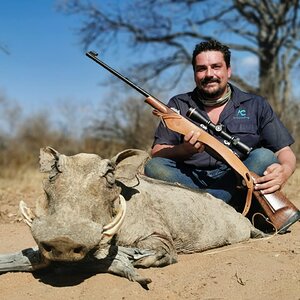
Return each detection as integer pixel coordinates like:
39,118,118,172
153,84,294,168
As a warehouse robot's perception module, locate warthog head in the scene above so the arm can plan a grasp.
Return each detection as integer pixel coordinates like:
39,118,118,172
20,147,126,262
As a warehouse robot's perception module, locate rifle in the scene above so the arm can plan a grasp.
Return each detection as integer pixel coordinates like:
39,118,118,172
86,51,300,232
187,107,300,233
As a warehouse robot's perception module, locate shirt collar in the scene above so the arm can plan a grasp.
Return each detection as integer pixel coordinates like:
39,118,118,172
229,83,253,107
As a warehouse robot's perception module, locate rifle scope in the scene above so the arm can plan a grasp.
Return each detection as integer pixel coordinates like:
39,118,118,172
187,107,252,156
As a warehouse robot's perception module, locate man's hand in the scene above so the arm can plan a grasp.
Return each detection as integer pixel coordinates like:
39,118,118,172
254,146,296,194
184,130,205,153
253,163,291,194
151,130,205,159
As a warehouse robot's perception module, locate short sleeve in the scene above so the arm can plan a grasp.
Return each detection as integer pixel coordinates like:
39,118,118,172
259,101,294,152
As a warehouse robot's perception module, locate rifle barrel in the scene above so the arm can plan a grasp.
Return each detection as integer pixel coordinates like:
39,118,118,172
86,51,150,98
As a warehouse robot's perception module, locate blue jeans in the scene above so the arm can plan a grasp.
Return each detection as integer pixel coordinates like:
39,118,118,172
144,148,278,203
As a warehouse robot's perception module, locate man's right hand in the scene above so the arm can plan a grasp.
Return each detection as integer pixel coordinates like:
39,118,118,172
184,130,205,153
151,130,204,159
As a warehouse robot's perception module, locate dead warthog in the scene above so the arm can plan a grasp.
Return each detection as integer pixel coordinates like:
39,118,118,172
0,147,263,287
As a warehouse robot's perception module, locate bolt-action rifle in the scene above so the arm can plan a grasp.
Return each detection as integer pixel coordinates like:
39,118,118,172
86,51,300,233
187,107,300,233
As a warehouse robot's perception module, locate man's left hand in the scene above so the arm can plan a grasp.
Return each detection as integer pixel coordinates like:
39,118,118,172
253,163,289,194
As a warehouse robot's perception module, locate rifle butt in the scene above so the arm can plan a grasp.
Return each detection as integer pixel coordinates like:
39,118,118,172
251,173,300,233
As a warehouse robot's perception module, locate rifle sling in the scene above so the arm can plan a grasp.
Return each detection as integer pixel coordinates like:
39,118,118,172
154,110,253,216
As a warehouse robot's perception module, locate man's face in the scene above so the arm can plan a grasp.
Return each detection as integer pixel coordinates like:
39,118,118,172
194,51,231,99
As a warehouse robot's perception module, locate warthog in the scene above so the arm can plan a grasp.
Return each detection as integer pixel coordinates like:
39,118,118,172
0,147,263,287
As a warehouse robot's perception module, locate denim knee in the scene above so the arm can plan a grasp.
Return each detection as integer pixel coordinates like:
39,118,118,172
144,157,175,181
243,148,278,176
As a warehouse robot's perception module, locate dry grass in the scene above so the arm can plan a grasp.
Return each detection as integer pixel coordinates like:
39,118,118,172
282,166,300,200
0,168,44,223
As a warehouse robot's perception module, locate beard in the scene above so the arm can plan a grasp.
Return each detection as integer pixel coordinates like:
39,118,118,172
198,78,225,99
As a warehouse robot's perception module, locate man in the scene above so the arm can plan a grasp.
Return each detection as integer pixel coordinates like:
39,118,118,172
144,40,297,208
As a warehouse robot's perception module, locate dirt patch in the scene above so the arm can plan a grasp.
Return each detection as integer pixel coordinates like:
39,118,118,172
0,168,299,299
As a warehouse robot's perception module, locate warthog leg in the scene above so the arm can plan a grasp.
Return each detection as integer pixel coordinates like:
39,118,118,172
0,247,50,273
115,246,177,267
94,246,155,287
131,247,177,268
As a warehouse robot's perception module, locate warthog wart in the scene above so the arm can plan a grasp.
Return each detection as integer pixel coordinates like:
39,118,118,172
0,147,264,287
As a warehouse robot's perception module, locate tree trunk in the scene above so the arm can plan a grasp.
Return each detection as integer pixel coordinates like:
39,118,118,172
259,59,279,112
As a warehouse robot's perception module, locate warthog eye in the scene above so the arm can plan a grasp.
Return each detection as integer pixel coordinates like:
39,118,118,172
41,242,52,252
74,246,84,254
100,160,116,187
105,171,115,186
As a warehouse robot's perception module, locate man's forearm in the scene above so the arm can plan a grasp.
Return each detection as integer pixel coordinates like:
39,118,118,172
276,146,296,178
151,143,198,160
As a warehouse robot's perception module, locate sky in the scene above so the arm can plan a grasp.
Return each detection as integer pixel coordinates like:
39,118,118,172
0,1,259,118
0,0,109,120
3,0,296,135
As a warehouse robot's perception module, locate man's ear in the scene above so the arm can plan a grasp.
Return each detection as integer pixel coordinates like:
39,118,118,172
227,66,232,79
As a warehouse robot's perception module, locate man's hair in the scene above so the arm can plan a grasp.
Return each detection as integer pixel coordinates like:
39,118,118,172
192,40,231,69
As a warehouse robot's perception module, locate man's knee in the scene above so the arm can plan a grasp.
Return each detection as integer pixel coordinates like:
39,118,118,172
244,148,278,175
144,157,173,180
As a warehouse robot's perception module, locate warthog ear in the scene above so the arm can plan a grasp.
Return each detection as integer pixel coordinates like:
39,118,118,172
111,149,150,183
39,147,63,174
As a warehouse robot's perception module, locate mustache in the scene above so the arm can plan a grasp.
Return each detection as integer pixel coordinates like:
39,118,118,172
201,78,220,85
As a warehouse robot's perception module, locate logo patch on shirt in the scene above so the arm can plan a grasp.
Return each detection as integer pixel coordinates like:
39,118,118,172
234,108,250,119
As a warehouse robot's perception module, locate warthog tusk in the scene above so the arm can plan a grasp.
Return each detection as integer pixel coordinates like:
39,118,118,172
19,200,35,227
101,195,127,243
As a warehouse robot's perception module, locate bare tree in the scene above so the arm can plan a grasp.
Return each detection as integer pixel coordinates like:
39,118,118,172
228,0,300,115
0,92,22,137
86,95,158,150
59,0,300,117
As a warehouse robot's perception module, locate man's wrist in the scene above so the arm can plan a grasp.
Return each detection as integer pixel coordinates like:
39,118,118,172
282,164,295,178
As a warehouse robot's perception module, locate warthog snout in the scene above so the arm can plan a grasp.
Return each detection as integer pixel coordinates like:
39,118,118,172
39,237,89,261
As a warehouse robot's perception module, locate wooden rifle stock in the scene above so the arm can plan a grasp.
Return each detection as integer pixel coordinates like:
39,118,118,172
86,51,300,231
251,173,300,233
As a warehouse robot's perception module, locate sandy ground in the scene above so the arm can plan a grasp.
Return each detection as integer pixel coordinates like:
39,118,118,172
0,168,299,300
